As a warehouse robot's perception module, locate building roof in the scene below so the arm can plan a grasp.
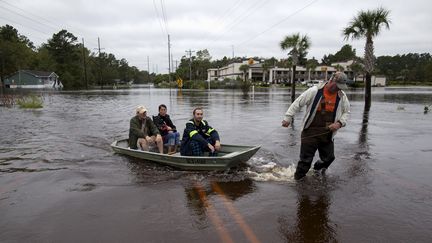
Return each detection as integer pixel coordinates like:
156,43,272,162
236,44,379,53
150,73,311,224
22,70,58,77
6,70,58,79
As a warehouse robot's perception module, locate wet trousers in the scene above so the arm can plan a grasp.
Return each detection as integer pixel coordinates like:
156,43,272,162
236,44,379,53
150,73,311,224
294,127,335,180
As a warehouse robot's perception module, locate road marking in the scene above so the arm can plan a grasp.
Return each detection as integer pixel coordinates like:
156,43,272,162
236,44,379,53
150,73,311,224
212,182,261,243
195,183,234,243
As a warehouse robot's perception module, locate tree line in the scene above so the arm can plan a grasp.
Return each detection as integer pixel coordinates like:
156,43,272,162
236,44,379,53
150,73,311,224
0,25,151,89
1,23,431,91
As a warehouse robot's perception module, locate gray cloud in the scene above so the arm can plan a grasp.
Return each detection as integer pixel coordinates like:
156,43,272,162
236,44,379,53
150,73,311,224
1,0,431,73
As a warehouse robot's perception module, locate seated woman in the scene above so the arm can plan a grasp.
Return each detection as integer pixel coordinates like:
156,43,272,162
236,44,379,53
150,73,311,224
153,104,181,154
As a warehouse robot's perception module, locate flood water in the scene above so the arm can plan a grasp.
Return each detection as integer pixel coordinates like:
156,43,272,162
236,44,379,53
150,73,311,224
1,87,432,242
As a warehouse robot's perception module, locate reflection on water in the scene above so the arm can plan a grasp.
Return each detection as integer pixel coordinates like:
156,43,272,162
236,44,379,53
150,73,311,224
279,180,337,243
348,107,372,178
185,179,256,232
2,87,432,242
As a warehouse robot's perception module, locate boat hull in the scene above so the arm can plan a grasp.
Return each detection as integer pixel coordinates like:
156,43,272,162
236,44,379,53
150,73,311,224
111,139,260,171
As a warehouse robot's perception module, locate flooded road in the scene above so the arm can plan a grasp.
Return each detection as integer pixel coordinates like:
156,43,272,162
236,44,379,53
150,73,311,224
1,87,432,242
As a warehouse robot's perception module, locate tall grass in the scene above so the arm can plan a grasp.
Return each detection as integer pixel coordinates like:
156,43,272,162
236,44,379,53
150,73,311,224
16,95,43,109
0,94,16,107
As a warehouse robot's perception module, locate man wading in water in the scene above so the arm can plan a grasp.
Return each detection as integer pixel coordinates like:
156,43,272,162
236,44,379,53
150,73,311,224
282,72,350,180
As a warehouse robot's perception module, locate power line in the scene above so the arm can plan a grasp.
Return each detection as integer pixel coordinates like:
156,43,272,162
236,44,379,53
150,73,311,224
220,0,268,35
0,0,98,47
160,0,169,34
236,0,320,46
204,0,270,48
185,49,195,81
0,16,51,40
209,0,245,33
0,0,61,30
198,0,249,45
0,5,58,33
153,0,168,37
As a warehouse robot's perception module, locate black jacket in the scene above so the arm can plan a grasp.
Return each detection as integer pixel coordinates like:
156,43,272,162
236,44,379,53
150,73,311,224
152,114,177,136
181,119,220,148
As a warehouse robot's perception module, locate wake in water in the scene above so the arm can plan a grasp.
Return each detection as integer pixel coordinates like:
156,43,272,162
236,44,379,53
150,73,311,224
246,156,297,182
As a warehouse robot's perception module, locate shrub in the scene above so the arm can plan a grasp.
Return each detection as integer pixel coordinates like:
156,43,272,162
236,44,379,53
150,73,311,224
17,95,43,109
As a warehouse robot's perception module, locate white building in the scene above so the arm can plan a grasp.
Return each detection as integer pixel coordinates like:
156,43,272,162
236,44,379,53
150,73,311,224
268,66,341,84
207,60,258,81
372,76,386,86
208,59,354,84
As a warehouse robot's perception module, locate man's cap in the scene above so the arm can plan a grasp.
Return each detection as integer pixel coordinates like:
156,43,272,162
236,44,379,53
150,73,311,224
332,72,348,90
136,105,148,114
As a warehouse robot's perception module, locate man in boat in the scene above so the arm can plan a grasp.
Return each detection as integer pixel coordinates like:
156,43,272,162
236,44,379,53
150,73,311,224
282,72,350,180
153,104,180,154
180,107,221,156
129,105,164,153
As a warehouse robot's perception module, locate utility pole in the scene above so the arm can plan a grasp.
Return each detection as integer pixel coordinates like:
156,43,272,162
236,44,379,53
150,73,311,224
82,38,88,89
168,35,171,91
185,49,195,81
232,45,235,59
147,56,150,83
94,37,105,88
171,53,174,74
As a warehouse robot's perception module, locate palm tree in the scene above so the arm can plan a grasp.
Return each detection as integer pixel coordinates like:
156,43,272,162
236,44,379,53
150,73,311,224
349,61,363,82
343,7,391,110
239,64,249,82
262,60,272,83
334,64,344,72
280,33,311,102
306,58,319,81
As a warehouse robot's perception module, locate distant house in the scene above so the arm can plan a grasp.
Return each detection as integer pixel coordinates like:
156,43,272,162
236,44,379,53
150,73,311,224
371,75,386,87
3,70,62,89
355,75,387,87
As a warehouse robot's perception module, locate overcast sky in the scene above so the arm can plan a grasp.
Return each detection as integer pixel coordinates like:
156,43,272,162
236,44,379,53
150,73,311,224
1,0,431,73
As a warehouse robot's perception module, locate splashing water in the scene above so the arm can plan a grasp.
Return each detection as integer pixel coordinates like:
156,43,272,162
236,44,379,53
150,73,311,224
246,157,296,182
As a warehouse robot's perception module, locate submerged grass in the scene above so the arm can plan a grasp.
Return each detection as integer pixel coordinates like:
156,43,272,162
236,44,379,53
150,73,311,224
16,95,43,109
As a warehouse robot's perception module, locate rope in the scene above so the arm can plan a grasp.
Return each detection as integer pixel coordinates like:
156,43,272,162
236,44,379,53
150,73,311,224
300,130,332,140
264,126,332,141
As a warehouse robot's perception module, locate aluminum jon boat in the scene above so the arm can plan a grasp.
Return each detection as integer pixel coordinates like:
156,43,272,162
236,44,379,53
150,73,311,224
111,139,260,171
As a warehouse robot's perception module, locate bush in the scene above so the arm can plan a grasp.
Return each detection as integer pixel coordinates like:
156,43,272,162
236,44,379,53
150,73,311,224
17,94,43,109
182,80,207,89
350,82,365,88
240,79,252,95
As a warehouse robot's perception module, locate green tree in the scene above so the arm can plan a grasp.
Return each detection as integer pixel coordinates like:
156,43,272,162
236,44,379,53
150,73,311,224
262,59,273,83
306,58,319,81
239,64,249,82
44,29,83,88
322,44,357,64
343,7,391,110
0,25,36,81
333,44,357,62
280,33,311,102
334,64,344,71
349,61,364,81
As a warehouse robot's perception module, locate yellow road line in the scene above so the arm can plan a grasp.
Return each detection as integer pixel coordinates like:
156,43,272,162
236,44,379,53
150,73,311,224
195,184,235,243
212,182,261,243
